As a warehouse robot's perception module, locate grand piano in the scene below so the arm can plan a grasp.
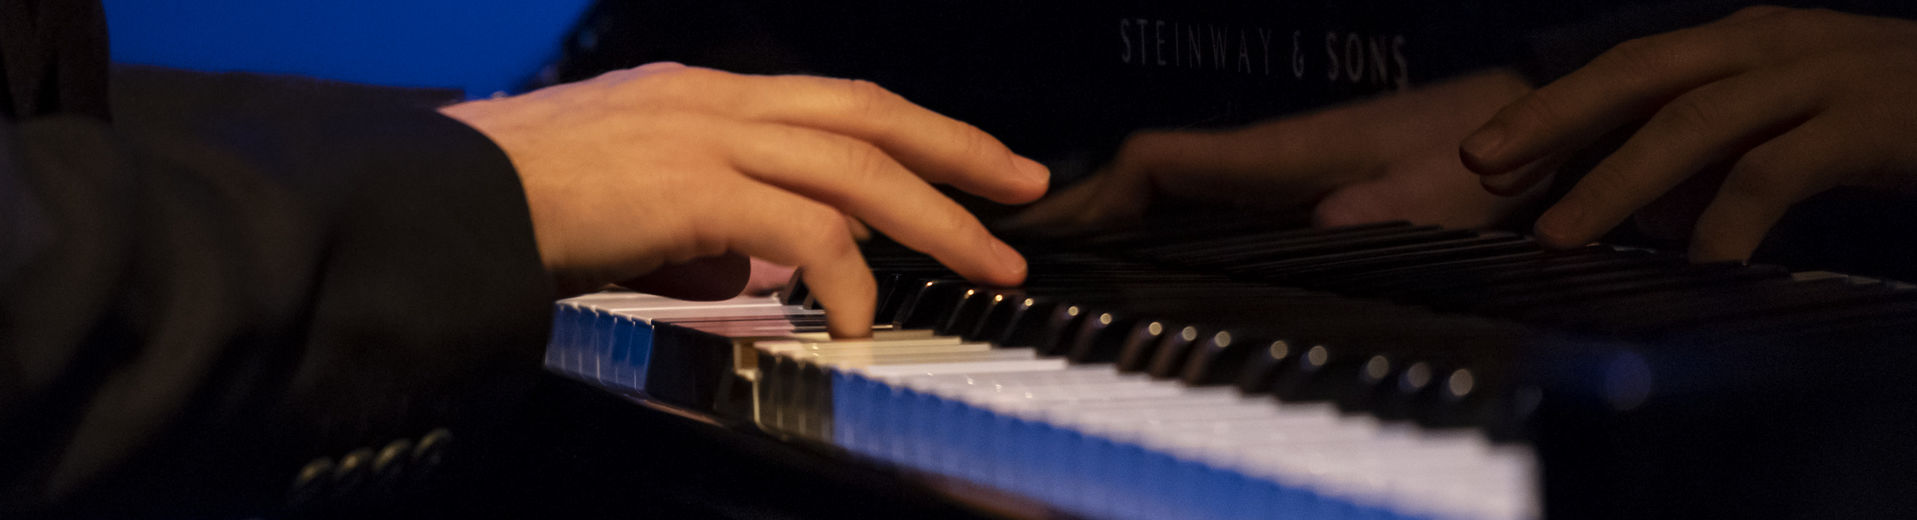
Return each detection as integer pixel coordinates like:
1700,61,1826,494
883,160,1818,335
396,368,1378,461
449,1,1917,519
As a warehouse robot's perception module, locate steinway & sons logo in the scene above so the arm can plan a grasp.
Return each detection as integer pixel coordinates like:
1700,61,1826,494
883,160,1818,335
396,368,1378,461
1117,18,1409,90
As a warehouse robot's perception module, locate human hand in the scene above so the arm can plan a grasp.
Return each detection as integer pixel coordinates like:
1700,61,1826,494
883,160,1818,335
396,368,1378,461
1007,69,1540,231
1462,6,1917,262
440,63,1048,337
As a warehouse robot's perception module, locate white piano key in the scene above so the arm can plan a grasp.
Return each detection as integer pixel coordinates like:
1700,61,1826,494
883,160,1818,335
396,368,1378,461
549,292,1544,520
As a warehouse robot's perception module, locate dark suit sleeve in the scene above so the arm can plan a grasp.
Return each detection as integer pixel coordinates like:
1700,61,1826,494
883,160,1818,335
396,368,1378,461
0,68,554,515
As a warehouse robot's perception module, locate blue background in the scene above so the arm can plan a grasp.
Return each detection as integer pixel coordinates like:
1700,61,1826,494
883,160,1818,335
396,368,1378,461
102,0,596,97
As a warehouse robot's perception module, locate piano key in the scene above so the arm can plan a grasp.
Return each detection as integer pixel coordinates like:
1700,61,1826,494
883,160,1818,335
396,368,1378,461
549,215,1917,520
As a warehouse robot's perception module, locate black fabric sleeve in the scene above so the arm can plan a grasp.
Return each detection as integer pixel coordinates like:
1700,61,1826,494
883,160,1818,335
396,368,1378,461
0,68,554,515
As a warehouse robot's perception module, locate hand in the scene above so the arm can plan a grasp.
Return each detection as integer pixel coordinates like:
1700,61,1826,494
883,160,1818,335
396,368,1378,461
441,63,1049,337
1462,7,1917,261
1007,69,1541,231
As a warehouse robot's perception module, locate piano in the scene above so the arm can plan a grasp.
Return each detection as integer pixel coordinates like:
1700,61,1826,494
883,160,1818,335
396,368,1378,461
517,1,1917,519
544,217,1917,519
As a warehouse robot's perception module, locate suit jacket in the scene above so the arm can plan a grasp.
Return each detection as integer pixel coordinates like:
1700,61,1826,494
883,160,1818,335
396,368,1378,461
0,0,554,515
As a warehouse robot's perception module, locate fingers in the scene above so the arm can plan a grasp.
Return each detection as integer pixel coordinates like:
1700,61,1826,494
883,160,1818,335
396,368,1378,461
1461,22,1763,176
641,68,1050,204
716,181,878,338
1000,168,1142,231
1315,142,1546,229
1118,123,1372,201
615,253,751,301
1689,115,1858,262
724,120,1026,287
1006,121,1371,231
1479,152,1567,196
1531,68,1818,249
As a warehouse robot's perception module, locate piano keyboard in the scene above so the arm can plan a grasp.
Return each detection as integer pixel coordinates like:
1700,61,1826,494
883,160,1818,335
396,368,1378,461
545,220,1917,520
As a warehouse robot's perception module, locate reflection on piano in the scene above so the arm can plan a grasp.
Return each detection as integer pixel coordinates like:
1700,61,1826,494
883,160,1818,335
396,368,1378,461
546,216,1917,519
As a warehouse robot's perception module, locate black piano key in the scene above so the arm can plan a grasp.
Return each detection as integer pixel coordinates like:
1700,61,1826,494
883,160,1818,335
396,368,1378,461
1166,227,1476,268
1335,246,1621,297
1234,232,1524,278
1145,324,1204,379
754,217,1917,455
1064,310,1142,364
934,287,996,336
778,268,809,306
1468,262,1790,315
892,279,970,328
1178,329,1257,387
1130,222,1423,261
1115,320,1174,373
1415,261,1686,311
1372,251,1671,303
1263,235,1539,283
955,289,1022,341
1032,302,1091,357
990,296,1060,348
1232,336,1297,395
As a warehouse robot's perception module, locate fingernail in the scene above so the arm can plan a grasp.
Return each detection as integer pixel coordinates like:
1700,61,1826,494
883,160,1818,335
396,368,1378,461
990,239,1028,280
1460,123,1505,172
1534,204,1587,249
1480,171,1529,196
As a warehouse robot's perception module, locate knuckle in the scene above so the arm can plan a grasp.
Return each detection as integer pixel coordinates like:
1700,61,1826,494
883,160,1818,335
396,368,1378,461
840,78,899,116
839,139,896,186
796,209,857,257
1114,130,1182,168
1577,162,1643,203
932,207,980,239
1724,149,1799,201
1656,94,1721,135
1598,37,1672,83
954,123,1001,164
627,66,719,100
662,65,719,80
1507,93,1569,130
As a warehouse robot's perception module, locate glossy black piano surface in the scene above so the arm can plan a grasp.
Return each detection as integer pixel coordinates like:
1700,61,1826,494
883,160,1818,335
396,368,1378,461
546,0,1917,280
